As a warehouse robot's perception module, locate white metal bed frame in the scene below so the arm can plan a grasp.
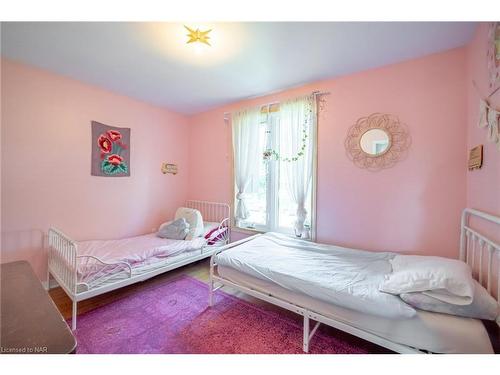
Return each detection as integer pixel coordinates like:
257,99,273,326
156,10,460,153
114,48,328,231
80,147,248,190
209,208,500,354
48,200,230,330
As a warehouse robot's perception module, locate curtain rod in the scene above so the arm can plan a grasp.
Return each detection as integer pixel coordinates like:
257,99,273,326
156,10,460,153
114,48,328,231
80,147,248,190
223,91,330,120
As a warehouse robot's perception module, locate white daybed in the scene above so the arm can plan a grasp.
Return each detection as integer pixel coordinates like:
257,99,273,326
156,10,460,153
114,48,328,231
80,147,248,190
209,208,500,354
48,200,230,330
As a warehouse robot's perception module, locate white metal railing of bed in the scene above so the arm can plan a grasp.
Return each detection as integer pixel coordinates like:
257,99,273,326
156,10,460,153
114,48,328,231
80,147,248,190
186,200,231,226
460,208,500,306
187,200,231,244
47,200,231,330
48,227,78,297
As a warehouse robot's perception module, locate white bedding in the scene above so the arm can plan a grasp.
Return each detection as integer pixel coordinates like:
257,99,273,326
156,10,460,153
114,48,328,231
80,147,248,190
380,255,475,305
215,232,416,319
77,233,206,283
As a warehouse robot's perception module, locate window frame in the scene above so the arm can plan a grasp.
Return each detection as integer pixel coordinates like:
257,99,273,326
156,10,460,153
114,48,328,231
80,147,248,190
230,102,318,241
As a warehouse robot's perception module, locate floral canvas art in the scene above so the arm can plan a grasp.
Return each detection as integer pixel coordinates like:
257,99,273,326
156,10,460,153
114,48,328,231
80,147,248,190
91,121,131,177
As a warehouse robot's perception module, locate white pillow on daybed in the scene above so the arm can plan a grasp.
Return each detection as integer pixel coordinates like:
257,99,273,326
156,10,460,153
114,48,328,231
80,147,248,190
379,255,475,305
400,279,499,320
175,207,204,240
157,218,190,240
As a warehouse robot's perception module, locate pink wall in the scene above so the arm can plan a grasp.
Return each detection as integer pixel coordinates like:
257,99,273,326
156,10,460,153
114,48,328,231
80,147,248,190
4,37,495,282
465,24,500,242
1,59,190,280
188,48,469,257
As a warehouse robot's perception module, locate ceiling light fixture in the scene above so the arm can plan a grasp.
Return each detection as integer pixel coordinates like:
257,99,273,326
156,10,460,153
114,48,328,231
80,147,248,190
184,25,212,46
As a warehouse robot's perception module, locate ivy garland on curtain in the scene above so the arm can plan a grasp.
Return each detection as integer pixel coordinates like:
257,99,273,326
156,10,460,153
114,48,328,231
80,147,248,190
262,95,314,162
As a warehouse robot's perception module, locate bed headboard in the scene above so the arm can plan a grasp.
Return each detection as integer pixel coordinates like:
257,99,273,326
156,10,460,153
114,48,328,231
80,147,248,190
185,200,231,226
460,208,500,309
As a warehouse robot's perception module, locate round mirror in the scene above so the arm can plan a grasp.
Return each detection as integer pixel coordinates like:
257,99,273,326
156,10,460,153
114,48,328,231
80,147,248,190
359,128,391,156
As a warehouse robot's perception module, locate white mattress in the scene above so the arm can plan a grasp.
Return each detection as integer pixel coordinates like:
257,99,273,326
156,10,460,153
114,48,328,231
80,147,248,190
218,265,493,353
215,232,415,319
77,233,206,284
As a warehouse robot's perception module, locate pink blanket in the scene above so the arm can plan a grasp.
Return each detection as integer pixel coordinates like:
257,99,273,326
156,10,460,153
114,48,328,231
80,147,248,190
76,233,206,284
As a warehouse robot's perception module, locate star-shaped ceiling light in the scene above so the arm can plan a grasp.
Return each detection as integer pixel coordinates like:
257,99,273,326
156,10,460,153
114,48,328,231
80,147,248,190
184,25,212,46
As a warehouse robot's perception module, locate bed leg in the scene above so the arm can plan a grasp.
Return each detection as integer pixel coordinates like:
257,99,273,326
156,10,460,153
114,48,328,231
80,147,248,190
208,279,214,307
72,300,77,330
46,269,50,291
209,255,216,307
303,315,310,353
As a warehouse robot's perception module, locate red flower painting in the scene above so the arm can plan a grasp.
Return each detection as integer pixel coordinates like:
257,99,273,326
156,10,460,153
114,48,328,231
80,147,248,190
92,121,130,177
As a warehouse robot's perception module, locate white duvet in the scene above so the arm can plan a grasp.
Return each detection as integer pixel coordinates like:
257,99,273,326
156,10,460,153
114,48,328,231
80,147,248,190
77,233,206,283
216,232,416,319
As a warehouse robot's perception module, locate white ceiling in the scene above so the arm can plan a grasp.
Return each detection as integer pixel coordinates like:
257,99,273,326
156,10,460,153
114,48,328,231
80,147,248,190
1,22,476,115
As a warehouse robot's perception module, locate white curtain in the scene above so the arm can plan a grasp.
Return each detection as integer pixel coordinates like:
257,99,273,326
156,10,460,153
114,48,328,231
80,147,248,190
280,95,316,236
232,107,261,226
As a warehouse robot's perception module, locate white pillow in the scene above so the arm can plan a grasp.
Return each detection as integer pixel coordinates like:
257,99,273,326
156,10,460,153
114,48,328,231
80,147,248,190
400,280,499,320
175,207,204,240
158,220,172,230
157,218,190,240
379,255,475,305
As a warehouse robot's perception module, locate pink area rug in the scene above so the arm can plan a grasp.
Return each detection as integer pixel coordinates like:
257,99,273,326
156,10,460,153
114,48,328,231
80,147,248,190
72,275,374,354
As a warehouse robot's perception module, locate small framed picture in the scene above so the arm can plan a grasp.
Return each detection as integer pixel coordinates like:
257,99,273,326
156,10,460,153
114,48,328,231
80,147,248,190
161,163,178,175
468,145,483,170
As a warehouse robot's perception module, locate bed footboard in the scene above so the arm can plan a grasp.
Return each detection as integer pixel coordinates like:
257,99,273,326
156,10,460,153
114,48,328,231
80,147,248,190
48,227,79,329
48,227,137,330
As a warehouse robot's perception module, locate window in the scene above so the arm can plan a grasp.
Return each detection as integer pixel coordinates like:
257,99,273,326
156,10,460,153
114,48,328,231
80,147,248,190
232,95,317,239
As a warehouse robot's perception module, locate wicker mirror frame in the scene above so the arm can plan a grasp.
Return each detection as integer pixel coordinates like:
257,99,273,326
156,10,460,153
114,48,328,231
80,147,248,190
345,113,411,171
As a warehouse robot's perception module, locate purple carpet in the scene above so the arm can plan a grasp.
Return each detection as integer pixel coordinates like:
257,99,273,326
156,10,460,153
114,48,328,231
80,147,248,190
72,275,372,354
